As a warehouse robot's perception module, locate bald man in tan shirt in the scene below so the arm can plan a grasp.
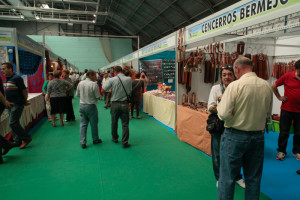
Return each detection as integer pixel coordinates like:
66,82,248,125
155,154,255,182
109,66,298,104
217,57,273,200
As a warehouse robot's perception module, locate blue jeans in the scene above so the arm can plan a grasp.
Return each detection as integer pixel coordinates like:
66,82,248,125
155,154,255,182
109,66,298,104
211,133,243,181
79,104,99,145
218,128,264,200
8,104,31,145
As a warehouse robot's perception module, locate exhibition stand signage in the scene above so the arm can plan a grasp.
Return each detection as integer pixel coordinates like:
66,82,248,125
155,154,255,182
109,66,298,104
186,0,300,43
123,52,138,63
139,35,176,58
0,29,14,44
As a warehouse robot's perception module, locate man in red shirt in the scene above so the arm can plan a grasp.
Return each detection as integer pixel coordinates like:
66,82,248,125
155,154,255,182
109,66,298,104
272,59,300,161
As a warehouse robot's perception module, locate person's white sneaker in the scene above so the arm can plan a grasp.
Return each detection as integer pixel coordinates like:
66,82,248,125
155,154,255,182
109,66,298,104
236,179,246,188
276,152,286,161
216,181,218,188
293,153,300,161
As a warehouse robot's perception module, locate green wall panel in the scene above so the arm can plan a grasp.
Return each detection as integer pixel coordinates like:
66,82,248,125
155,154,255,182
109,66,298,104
29,35,132,72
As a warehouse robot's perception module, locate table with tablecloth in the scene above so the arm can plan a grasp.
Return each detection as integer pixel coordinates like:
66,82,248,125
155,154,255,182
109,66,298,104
0,93,45,137
143,92,175,129
175,105,211,156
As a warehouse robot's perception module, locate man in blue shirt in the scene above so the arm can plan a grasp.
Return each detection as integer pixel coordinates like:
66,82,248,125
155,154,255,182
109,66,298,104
103,66,132,148
1,62,32,149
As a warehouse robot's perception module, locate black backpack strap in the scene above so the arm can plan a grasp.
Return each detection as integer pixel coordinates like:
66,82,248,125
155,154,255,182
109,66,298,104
117,76,130,101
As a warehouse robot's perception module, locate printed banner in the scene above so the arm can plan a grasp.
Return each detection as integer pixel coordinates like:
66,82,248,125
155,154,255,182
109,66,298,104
140,36,176,57
187,0,299,41
0,31,12,43
123,52,138,63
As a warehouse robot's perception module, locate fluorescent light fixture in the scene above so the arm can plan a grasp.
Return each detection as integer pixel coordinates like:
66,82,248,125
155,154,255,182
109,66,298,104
20,15,24,19
11,9,16,12
93,14,96,17
41,4,50,9
67,23,74,26
92,20,95,23
35,15,40,20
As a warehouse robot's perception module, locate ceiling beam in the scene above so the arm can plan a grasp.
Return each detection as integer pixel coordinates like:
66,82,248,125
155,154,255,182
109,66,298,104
169,2,191,21
123,0,144,27
107,17,137,36
142,0,227,46
194,0,215,13
95,0,101,23
134,0,177,35
104,0,119,25
0,5,107,15
107,10,153,40
143,1,174,30
46,0,99,5
7,0,35,19
118,1,161,34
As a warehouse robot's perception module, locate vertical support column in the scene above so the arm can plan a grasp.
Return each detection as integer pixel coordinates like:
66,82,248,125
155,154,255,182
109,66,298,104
137,35,140,73
14,29,20,75
175,32,178,123
43,32,47,82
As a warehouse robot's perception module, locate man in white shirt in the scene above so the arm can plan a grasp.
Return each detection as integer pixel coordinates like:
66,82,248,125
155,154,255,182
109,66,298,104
207,65,245,189
76,70,102,149
217,57,273,200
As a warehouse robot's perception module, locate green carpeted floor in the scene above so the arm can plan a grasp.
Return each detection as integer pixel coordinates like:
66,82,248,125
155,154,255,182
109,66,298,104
0,97,270,200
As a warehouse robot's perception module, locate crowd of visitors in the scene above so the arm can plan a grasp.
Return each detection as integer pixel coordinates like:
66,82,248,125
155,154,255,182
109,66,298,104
0,64,148,163
1,59,298,200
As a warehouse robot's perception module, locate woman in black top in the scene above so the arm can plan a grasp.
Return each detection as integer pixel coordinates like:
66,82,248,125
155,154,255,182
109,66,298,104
130,73,144,119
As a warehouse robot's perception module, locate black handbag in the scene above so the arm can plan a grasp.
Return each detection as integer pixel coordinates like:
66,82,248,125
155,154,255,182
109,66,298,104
206,83,226,135
206,113,225,134
117,76,131,102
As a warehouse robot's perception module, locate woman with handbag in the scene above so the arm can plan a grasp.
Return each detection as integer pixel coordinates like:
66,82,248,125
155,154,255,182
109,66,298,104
207,65,245,188
130,73,144,119
47,70,73,127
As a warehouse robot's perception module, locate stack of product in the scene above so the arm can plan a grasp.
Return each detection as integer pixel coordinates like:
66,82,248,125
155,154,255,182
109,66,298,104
146,85,175,101
182,93,209,113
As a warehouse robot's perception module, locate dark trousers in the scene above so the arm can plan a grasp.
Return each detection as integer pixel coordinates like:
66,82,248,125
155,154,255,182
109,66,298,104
111,102,129,145
278,109,300,154
66,96,75,121
0,136,11,153
131,100,141,117
8,104,31,145
211,133,243,181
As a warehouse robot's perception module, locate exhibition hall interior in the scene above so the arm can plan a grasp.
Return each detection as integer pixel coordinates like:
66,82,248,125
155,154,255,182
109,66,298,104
0,0,299,200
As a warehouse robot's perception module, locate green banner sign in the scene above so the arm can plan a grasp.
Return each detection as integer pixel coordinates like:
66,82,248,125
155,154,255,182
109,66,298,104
187,0,299,41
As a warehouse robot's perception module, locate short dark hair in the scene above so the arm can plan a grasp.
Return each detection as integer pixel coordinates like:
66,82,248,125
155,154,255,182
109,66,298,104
123,69,131,76
86,70,96,77
84,69,88,73
53,70,61,78
2,62,13,70
135,72,141,79
295,59,300,69
114,66,122,72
